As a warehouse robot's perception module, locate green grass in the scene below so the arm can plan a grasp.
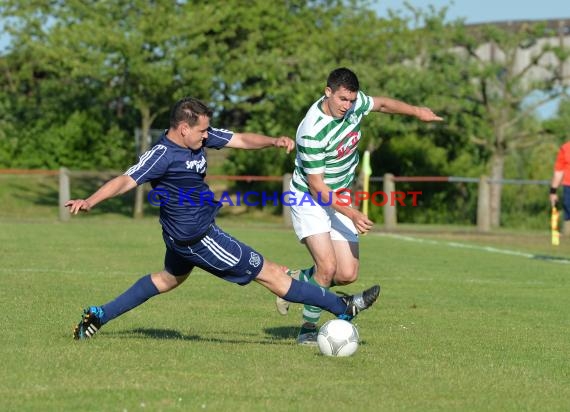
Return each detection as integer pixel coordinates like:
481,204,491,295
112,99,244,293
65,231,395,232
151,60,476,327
0,174,60,220
1,216,569,411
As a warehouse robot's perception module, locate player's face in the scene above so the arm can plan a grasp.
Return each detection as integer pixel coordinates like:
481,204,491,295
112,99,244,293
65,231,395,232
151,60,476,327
323,86,357,119
182,115,210,150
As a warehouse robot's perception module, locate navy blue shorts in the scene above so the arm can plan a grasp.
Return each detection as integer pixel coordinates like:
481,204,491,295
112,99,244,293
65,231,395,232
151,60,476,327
563,186,570,221
162,224,264,285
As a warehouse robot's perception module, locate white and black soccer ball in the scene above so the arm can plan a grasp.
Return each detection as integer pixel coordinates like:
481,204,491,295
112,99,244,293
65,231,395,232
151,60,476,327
317,319,359,357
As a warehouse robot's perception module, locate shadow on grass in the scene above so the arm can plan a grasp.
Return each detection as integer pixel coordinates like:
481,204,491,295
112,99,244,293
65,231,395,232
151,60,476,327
264,326,369,347
111,328,201,340
531,254,570,263
4,174,160,218
263,326,299,340
10,179,57,206
106,327,299,345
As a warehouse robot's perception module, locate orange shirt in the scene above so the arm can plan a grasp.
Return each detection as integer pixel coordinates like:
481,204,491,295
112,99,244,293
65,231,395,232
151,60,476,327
554,141,570,186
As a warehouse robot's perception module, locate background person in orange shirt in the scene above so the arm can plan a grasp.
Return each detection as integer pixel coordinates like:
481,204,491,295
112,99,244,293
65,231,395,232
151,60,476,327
549,141,570,236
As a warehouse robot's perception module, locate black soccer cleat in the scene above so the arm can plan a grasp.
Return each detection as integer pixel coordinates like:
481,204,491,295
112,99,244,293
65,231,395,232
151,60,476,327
73,306,104,340
338,284,381,321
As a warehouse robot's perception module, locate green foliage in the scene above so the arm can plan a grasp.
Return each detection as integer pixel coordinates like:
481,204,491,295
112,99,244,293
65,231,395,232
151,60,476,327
543,97,570,144
500,142,557,229
13,112,130,169
0,1,569,226
0,97,18,166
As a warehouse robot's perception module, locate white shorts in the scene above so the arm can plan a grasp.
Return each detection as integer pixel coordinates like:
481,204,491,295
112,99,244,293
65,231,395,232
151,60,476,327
289,183,358,243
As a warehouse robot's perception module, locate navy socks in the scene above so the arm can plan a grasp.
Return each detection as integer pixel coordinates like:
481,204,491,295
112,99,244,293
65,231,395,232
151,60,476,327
97,274,347,324
283,278,346,315
100,274,159,324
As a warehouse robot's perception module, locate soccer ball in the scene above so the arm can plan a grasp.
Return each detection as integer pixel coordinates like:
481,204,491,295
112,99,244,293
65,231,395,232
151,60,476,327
317,319,359,357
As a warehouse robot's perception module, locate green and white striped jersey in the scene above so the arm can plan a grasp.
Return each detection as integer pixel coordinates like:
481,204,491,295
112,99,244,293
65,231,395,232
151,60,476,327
292,90,374,193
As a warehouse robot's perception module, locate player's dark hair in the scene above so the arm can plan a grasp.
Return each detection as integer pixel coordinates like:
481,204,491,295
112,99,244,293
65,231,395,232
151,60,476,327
327,67,359,92
170,97,213,128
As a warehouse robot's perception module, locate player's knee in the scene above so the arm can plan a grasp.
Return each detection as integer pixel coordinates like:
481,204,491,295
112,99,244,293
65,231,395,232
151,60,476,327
333,268,359,285
152,271,188,292
315,263,337,284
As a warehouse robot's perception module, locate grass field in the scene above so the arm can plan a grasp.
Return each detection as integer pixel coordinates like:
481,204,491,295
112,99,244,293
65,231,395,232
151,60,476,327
1,214,569,412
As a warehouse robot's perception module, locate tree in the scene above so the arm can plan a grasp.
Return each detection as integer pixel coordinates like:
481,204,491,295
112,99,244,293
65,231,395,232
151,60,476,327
1,0,222,216
364,6,488,224
451,20,570,226
4,0,566,228
376,8,570,226
212,0,349,182
543,97,570,144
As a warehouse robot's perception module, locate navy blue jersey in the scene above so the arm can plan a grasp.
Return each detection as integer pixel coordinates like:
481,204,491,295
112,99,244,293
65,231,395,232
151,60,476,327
125,127,233,241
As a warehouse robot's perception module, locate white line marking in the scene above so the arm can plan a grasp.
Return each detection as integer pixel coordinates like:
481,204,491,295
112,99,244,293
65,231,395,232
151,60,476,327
374,232,570,264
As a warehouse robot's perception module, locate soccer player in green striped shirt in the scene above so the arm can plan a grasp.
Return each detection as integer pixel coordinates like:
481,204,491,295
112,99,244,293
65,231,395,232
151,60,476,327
276,67,443,345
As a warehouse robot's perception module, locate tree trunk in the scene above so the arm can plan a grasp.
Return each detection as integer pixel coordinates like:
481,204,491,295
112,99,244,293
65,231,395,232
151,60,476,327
489,152,504,228
133,105,152,219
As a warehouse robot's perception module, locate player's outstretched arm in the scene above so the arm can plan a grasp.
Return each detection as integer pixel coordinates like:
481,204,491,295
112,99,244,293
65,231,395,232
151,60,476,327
227,132,295,153
65,175,137,214
372,96,443,122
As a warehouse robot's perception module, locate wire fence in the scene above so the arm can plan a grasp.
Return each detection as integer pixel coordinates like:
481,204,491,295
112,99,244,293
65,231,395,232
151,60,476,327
0,169,554,231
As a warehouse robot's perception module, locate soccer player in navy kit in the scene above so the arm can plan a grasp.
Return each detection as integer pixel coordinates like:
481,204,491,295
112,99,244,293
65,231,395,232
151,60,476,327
67,97,380,340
